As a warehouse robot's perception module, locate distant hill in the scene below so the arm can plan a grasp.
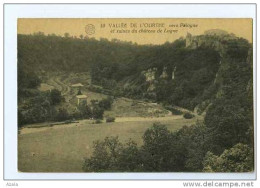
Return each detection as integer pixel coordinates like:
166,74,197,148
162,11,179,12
204,29,229,36
18,31,252,112
18,34,148,73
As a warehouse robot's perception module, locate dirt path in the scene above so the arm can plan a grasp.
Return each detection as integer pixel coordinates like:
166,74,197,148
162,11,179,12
114,115,183,122
47,74,75,103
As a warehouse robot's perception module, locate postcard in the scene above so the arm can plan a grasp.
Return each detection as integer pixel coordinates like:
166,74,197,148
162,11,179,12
16,18,254,174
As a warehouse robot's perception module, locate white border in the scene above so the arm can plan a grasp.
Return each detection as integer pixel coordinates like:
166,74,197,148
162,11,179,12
3,4,257,180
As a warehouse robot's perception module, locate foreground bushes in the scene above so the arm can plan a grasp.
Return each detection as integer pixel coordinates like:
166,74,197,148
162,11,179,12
203,143,254,172
83,137,140,172
83,123,254,172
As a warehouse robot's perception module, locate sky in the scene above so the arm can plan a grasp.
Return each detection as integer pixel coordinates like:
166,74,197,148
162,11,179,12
18,18,252,45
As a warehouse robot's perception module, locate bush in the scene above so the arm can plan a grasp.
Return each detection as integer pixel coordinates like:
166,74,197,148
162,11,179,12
50,89,62,105
95,119,102,124
141,123,176,171
71,111,82,120
83,123,195,172
78,101,92,119
183,112,194,119
98,97,113,110
83,136,123,172
83,122,254,172
165,106,183,115
106,117,115,123
203,143,254,172
18,94,56,126
83,136,141,172
18,110,26,127
55,108,70,121
171,108,183,115
92,106,104,119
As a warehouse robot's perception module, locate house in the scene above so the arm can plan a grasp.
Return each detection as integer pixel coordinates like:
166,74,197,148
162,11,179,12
76,94,88,105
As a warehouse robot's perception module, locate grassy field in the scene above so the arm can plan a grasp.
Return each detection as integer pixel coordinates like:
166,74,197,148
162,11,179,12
18,116,201,172
18,72,202,172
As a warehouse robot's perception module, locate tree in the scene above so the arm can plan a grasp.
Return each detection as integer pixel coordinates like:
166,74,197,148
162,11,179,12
18,110,25,127
83,136,123,172
64,33,70,38
92,106,104,119
18,67,41,90
78,100,92,119
98,97,113,110
117,140,141,171
203,143,254,172
55,108,69,121
50,89,62,105
205,99,251,155
18,94,53,125
83,137,141,172
181,124,207,172
26,72,41,89
140,123,175,171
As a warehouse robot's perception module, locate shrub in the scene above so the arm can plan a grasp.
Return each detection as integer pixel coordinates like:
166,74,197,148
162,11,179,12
78,101,92,119
171,108,183,115
50,89,62,105
141,123,175,171
83,122,254,172
95,119,102,124
106,117,115,123
71,111,82,120
83,136,123,172
203,143,254,172
92,106,104,119
98,97,113,110
55,108,70,121
83,137,141,172
165,106,183,115
18,110,26,127
183,112,194,119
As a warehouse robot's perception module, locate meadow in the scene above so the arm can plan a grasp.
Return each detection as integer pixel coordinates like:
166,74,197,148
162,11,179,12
18,115,200,172
18,72,202,172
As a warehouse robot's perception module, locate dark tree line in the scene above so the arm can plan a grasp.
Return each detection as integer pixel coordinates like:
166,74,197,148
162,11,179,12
83,123,253,172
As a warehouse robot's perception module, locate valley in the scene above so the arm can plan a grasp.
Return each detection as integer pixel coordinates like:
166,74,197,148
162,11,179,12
17,28,254,172
18,72,201,172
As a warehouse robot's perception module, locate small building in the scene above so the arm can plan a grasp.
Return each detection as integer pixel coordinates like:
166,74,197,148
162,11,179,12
71,83,84,88
76,94,88,105
72,83,84,96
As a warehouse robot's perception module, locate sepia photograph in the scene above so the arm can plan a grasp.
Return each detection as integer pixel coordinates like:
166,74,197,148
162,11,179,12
17,18,254,173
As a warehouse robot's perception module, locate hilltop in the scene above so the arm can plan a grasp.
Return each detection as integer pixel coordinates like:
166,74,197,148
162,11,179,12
18,30,252,114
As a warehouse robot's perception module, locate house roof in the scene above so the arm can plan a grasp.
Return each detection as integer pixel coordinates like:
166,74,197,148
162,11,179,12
76,95,87,99
71,83,84,87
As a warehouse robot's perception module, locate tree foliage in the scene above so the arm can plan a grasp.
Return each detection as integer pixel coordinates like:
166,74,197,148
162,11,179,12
203,143,254,172
50,89,63,105
83,123,211,172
